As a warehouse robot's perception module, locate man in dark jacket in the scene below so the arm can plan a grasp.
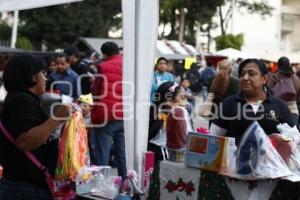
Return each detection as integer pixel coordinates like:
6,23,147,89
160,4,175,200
64,47,93,95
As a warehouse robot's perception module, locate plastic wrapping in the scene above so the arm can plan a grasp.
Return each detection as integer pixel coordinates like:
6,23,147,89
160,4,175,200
277,123,300,145
55,111,88,180
149,128,167,147
149,112,167,147
273,124,300,181
236,121,292,180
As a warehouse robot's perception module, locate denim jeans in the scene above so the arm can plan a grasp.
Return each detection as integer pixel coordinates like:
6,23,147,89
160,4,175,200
0,178,51,200
91,120,127,177
202,86,208,101
88,128,97,165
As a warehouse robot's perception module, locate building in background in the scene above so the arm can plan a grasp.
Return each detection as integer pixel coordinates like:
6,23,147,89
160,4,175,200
281,0,300,51
206,0,300,55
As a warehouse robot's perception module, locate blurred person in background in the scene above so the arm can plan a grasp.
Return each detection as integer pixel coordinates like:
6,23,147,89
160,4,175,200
49,54,79,99
45,56,56,91
198,61,216,101
166,61,176,76
185,63,201,94
91,42,126,177
89,52,101,74
181,78,195,115
151,57,175,102
268,57,300,128
46,57,57,75
64,47,92,95
231,58,243,79
208,59,239,125
293,63,300,79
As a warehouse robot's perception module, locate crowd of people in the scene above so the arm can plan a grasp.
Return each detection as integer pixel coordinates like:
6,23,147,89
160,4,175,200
1,42,300,198
148,55,300,164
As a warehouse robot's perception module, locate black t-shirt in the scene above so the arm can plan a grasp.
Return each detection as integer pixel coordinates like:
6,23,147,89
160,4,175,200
213,93,295,144
0,89,58,189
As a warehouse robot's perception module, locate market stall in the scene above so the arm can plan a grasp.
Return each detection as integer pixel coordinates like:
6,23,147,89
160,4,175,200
147,161,300,200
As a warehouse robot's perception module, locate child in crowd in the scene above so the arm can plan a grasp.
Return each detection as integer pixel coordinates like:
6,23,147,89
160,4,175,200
78,93,93,127
78,93,94,164
166,83,193,161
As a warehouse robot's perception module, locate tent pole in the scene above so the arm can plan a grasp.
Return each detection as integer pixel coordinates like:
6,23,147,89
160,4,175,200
10,10,19,48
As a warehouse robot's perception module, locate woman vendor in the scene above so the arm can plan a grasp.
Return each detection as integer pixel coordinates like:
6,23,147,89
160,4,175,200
210,58,295,143
0,55,71,199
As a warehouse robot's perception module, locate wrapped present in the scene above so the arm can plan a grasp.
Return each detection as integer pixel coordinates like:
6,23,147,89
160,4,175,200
184,132,236,173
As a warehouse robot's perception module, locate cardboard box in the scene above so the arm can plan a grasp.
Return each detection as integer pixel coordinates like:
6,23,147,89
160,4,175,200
185,132,236,173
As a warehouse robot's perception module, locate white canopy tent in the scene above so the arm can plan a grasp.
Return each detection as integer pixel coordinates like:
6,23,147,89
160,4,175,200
255,50,300,63
215,48,259,59
0,0,159,185
75,38,197,60
0,0,83,12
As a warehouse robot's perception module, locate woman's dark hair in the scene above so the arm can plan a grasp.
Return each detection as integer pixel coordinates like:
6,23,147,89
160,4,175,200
156,57,168,65
238,58,268,77
154,82,181,105
278,56,293,77
3,55,46,92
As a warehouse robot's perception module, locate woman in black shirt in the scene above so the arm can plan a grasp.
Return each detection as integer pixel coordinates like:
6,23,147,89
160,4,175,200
0,55,71,200
210,59,295,144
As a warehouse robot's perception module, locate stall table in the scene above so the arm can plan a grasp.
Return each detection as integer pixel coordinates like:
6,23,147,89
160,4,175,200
147,161,300,200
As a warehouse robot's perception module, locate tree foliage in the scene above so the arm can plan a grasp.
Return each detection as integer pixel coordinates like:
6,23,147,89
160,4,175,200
215,33,244,50
159,0,272,48
19,0,121,50
159,0,223,45
16,36,33,50
0,22,11,41
1,0,272,51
